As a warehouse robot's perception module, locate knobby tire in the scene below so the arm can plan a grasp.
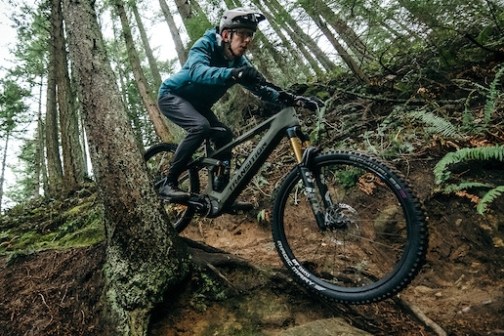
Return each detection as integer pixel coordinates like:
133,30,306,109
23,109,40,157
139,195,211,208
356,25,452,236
272,150,428,304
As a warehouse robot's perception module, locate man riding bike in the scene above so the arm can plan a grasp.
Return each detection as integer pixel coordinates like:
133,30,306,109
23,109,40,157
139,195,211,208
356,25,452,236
157,7,316,200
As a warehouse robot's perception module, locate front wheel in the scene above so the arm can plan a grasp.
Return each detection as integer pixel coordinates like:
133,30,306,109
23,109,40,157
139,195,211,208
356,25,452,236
144,143,199,233
272,151,428,304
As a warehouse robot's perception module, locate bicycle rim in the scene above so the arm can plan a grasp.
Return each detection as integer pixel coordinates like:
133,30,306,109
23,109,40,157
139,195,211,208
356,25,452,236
144,143,199,233
272,151,428,304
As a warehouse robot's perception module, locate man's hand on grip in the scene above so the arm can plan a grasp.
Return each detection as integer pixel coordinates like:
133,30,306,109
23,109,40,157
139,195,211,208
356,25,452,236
232,66,265,85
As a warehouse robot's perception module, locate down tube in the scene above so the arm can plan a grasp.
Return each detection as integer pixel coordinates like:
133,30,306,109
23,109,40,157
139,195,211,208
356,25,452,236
219,108,300,207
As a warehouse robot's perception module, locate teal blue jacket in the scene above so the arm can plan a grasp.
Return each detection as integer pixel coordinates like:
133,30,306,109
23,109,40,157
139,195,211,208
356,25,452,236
158,28,279,109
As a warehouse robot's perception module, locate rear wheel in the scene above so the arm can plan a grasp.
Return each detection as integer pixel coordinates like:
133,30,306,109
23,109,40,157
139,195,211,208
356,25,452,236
272,151,428,304
144,143,199,232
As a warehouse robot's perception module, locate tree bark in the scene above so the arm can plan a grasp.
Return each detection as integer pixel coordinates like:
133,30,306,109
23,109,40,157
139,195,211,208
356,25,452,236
61,0,191,334
45,39,63,197
52,0,86,194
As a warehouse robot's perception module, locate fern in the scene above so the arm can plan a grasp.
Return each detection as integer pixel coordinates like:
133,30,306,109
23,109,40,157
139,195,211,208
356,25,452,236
310,103,327,144
477,186,504,215
483,65,504,124
409,110,462,139
434,145,504,184
442,181,493,193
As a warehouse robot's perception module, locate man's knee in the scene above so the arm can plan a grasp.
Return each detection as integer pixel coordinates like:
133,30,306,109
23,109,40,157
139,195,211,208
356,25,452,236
190,121,212,137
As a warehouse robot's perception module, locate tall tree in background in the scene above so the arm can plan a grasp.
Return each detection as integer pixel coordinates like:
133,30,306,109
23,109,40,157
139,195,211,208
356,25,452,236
130,1,163,89
51,0,86,194
253,0,313,79
7,4,51,201
61,0,190,334
269,0,337,73
0,79,30,212
108,20,148,146
298,0,370,82
113,0,172,143
45,36,63,197
261,0,323,76
174,0,211,43
159,0,187,65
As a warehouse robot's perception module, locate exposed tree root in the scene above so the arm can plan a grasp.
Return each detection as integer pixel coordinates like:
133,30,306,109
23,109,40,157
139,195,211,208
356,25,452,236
394,296,448,336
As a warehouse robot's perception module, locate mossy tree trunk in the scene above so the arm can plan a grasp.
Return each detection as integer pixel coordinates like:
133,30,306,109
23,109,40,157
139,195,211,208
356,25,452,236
61,0,191,335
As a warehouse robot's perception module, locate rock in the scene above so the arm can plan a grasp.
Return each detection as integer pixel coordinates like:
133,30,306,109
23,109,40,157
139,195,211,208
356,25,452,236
277,318,372,336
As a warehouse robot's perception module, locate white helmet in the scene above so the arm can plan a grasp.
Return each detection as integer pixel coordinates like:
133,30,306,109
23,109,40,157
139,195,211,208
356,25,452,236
219,7,266,32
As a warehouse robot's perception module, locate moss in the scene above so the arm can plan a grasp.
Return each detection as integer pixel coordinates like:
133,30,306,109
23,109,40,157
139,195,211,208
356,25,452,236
189,271,229,312
0,193,105,255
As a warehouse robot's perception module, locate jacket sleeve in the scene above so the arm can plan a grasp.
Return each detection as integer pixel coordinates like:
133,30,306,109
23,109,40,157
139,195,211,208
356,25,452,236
186,38,234,85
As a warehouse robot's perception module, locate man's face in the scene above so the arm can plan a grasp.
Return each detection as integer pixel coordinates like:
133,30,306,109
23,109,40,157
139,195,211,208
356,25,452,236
223,28,255,57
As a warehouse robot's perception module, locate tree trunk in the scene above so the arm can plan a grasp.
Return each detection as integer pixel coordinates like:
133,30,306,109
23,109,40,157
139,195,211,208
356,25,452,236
268,0,337,73
158,0,187,66
262,0,324,76
303,0,373,63
113,0,173,143
52,0,86,194
174,0,211,43
130,2,163,90
313,15,369,83
34,77,45,198
61,0,191,334
0,132,9,213
45,43,63,197
253,0,313,78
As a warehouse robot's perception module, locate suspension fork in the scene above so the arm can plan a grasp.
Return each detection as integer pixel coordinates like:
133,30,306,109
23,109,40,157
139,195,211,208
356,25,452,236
287,127,331,230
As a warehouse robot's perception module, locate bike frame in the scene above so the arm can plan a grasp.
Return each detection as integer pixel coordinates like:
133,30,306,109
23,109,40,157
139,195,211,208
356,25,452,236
187,106,308,215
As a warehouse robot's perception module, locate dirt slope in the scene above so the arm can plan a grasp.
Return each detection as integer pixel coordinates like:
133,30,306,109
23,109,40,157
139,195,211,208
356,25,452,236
1,155,502,336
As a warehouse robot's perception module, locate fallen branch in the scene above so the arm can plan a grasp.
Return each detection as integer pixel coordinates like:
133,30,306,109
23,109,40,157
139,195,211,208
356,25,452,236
394,296,448,336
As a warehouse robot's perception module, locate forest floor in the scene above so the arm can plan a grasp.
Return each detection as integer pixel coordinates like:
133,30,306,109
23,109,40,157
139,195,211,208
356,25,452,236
1,151,503,336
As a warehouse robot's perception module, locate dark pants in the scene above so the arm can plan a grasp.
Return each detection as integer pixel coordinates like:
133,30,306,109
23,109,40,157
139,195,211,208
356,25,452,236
158,93,233,181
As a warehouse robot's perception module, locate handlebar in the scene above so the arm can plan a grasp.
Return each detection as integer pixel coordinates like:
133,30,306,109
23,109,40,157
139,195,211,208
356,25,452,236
254,80,325,112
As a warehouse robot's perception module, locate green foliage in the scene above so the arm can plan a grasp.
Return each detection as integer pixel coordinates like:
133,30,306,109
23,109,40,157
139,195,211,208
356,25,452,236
434,145,504,214
483,65,504,125
5,139,39,203
190,272,228,312
185,12,212,45
310,103,328,144
434,146,504,184
335,167,362,189
477,186,504,215
0,77,31,133
355,106,418,158
442,181,493,194
408,109,463,139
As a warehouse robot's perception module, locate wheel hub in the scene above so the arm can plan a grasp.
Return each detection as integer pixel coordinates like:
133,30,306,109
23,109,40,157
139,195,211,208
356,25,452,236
324,203,357,230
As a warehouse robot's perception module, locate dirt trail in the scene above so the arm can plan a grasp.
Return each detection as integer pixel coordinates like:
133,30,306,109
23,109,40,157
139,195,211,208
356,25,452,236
178,172,504,336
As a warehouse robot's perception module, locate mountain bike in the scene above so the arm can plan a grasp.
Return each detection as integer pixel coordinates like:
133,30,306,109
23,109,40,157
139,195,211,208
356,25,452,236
144,82,428,304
